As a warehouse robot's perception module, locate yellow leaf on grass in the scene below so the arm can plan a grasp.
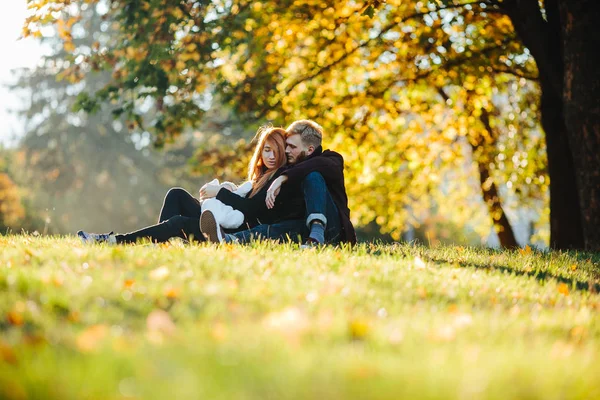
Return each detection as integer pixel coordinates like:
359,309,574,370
349,319,370,340
165,287,180,299
76,325,109,352
558,283,569,296
263,307,309,336
0,341,17,365
413,256,426,270
146,309,176,336
6,311,24,326
150,266,169,281
519,245,532,255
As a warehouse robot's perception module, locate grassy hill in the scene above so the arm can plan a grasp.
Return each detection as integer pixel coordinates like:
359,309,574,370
1,235,599,399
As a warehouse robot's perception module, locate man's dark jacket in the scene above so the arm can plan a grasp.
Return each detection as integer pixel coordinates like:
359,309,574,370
282,147,357,244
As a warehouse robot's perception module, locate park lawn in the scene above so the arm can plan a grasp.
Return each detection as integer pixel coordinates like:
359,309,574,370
0,235,599,400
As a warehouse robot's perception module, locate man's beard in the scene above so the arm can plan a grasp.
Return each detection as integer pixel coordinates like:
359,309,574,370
287,151,308,165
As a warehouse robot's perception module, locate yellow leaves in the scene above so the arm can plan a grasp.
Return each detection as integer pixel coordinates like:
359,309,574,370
125,46,148,62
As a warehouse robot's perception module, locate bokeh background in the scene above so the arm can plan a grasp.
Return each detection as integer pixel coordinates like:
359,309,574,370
1,0,578,248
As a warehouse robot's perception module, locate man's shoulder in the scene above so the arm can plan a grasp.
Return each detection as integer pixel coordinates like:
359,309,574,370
320,149,344,165
321,149,343,158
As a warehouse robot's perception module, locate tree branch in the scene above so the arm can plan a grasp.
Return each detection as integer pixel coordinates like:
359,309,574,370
257,1,506,120
490,65,538,81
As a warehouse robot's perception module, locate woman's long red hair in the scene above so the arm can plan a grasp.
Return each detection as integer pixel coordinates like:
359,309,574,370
247,126,287,197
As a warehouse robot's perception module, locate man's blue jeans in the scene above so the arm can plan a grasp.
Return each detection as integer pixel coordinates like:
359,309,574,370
230,172,341,244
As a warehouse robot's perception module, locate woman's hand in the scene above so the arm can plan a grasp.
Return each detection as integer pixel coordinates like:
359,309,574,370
199,183,221,200
220,182,237,192
266,176,288,209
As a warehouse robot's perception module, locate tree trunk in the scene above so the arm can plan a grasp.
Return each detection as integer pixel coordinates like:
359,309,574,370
558,0,600,251
439,88,518,248
477,108,518,248
502,0,585,249
473,148,519,248
540,81,585,249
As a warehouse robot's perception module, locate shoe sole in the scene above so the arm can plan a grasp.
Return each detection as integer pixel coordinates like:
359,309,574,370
200,211,223,243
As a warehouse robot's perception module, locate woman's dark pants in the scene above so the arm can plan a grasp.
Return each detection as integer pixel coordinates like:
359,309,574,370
115,188,205,244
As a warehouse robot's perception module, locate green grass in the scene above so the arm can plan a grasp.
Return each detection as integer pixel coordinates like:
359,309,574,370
1,235,599,400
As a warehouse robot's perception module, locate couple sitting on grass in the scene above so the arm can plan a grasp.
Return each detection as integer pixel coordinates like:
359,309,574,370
78,119,356,247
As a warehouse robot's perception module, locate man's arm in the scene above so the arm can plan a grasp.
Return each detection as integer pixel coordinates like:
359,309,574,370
282,156,341,183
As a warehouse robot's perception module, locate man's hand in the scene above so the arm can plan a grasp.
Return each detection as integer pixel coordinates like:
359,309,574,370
266,175,288,209
199,183,221,200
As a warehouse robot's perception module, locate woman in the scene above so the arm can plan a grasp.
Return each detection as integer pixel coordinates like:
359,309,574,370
77,126,288,244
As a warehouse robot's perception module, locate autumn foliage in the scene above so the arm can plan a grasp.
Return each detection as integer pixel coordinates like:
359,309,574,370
0,173,25,231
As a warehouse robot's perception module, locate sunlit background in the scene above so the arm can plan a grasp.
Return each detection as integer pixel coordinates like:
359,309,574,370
0,1,46,146
0,1,551,248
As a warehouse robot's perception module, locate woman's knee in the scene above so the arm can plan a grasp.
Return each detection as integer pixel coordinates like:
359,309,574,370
163,215,187,229
164,187,187,201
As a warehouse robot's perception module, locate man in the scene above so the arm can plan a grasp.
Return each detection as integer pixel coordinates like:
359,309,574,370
201,119,356,246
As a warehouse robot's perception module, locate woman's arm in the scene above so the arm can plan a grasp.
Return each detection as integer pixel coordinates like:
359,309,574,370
265,175,287,209
215,186,270,223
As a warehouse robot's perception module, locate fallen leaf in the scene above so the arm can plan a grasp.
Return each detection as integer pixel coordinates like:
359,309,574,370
67,311,80,323
519,245,532,255
413,256,426,270
76,325,109,352
211,322,228,342
0,341,17,365
6,311,24,326
430,325,455,342
146,309,176,336
557,283,569,296
551,340,574,359
149,266,169,281
263,307,309,336
348,318,370,340
165,287,180,299
453,313,473,328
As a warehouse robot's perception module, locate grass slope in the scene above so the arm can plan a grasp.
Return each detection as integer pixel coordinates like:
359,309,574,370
1,235,599,400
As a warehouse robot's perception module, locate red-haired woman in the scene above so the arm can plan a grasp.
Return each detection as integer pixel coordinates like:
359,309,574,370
77,126,300,244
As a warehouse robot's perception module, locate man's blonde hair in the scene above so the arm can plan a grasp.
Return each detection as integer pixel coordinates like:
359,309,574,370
286,119,323,149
